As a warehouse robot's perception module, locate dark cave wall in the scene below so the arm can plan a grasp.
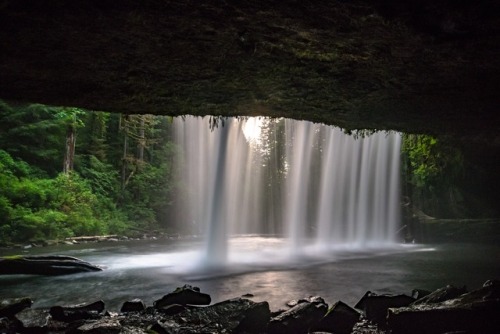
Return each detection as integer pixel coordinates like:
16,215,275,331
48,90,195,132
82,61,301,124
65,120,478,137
0,0,499,138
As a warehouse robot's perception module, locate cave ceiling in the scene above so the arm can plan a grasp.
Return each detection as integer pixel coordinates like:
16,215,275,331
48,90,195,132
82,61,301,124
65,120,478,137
0,0,499,141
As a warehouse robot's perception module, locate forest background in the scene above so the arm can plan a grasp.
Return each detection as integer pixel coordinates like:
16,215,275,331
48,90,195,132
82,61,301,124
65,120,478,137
0,100,490,245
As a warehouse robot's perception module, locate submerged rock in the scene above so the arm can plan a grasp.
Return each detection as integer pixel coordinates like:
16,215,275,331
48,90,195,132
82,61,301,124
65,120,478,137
387,280,500,334
0,255,102,276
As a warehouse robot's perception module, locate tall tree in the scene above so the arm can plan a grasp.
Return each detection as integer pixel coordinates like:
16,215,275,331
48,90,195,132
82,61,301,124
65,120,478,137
56,108,85,174
119,114,158,189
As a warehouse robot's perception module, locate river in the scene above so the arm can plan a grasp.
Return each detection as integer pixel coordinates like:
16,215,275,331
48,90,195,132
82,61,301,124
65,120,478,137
1,237,499,311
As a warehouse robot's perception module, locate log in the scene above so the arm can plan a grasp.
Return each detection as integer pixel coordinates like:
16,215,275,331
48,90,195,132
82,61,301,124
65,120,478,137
0,255,103,276
66,235,119,242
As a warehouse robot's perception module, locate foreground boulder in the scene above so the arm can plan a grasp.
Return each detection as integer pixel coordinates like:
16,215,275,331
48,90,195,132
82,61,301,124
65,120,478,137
411,289,432,299
0,297,33,318
153,284,211,308
0,255,102,276
411,284,467,305
153,298,271,333
313,300,361,334
120,299,146,313
387,280,500,334
50,300,105,322
354,292,415,325
268,296,328,334
15,308,50,332
73,318,122,334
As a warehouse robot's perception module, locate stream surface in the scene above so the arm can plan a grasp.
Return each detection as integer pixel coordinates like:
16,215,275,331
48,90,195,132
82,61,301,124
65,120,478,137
1,237,499,311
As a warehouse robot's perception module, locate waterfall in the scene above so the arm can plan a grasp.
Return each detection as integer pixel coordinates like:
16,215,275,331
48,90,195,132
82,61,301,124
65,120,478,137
174,117,401,268
312,128,402,249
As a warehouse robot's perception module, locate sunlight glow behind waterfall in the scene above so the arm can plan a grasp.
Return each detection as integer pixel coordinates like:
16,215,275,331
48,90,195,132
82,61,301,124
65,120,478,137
174,116,402,271
242,117,264,144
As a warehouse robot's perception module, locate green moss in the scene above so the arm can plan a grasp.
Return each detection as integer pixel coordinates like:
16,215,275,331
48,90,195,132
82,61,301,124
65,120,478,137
0,255,23,260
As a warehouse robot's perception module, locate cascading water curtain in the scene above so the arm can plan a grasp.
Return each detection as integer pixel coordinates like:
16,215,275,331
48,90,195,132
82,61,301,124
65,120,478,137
174,116,402,266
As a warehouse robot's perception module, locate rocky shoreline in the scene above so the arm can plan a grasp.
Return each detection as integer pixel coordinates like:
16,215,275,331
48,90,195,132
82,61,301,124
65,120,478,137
0,232,190,251
1,280,499,334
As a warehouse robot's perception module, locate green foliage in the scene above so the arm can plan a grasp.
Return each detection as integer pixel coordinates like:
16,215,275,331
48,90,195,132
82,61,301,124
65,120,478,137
0,103,67,176
9,207,70,241
403,135,440,187
402,134,465,217
0,100,180,243
402,134,463,189
54,107,86,129
123,162,173,229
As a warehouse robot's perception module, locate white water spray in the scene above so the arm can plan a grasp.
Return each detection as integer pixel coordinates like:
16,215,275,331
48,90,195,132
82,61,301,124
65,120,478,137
174,117,402,268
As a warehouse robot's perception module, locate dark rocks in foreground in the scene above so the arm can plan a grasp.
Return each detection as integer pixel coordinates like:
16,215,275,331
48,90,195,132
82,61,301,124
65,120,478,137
410,284,467,305
1,280,499,334
0,297,33,318
387,280,500,334
49,300,105,322
314,301,361,334
153,284,211,308
120,299,146,313
354,292,415,325
268,296,327,334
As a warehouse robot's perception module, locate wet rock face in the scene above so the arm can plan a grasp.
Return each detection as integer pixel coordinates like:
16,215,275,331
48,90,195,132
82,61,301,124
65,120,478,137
387,282,500,334
0,0,499,138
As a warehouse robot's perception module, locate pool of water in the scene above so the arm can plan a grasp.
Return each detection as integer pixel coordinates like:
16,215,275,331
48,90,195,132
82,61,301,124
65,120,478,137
1,237,499,311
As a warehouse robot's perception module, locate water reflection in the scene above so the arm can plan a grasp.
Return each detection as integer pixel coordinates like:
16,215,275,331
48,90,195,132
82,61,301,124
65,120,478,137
1,239,499,311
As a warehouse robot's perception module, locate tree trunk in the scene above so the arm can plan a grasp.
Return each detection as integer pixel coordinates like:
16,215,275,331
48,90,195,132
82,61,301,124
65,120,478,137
121,115,129,190
137,115,145,164
63,125,76,173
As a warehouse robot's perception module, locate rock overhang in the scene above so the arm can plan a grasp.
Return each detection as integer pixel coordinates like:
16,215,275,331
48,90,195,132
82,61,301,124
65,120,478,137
0,0,498,140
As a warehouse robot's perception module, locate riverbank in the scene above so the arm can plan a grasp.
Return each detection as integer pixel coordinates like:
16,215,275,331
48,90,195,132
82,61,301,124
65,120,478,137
2,280,499,334
418,218,500,243
0,230,192,252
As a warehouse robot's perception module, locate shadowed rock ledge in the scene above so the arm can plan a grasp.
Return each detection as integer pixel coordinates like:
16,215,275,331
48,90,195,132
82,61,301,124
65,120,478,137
0,0,499,140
